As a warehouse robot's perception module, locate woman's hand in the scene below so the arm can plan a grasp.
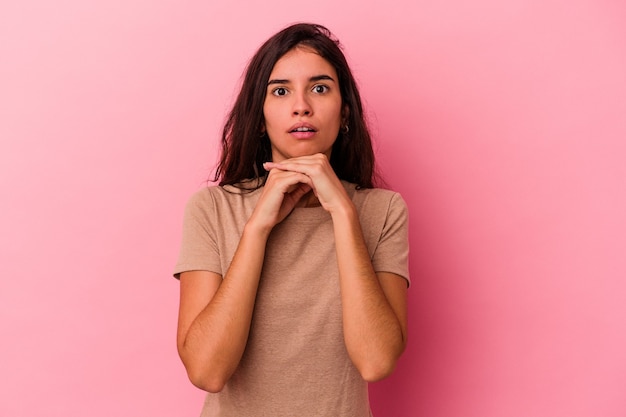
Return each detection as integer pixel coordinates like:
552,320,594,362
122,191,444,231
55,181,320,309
247,167,312,233
263,153,352,215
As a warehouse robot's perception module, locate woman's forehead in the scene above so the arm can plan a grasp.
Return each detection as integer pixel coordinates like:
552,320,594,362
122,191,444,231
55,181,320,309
269,47,337,80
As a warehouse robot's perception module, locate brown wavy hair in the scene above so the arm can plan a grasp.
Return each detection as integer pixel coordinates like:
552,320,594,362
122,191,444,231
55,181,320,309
214,23,377,189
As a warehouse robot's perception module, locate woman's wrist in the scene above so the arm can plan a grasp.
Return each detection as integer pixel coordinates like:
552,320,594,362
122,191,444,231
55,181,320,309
243,217,273,241
329,198,358,222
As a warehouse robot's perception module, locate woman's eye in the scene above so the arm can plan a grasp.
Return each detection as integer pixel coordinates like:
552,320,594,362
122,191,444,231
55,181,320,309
272,87,288,96
313,85,329,94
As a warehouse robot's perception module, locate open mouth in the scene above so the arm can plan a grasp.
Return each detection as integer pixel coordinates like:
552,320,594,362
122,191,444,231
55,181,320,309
290,127,317,133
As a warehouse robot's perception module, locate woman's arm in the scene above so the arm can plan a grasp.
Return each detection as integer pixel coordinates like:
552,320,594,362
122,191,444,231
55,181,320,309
176,170,313,393
264,154,408,381
331,204,408,382
176,221,269,393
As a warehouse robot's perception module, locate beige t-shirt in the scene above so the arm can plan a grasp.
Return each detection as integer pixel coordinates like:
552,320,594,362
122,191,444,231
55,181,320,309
174,181,409,417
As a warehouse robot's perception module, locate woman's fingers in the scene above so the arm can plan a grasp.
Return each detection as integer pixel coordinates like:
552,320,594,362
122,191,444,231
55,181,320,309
264,153,330,176
264,154,350,213
265,169,313,194
249,170,312,230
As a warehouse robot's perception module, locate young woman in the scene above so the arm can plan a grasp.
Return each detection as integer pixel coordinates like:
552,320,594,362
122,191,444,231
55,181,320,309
174,23,409,416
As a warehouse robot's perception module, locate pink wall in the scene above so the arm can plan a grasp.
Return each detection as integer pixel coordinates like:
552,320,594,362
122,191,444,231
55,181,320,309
1,1,625,416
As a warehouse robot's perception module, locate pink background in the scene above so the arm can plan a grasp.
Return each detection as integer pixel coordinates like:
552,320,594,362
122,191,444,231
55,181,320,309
1,0,625,416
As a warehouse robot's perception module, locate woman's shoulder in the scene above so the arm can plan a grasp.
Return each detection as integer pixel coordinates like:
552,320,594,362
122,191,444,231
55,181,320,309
184,181,263,215
348,182,406,207
185,183,221,205
187,180,262,201
346,183,408,228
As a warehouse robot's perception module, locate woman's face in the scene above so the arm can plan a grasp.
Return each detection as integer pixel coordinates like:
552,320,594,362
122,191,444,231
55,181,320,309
263,46,344,162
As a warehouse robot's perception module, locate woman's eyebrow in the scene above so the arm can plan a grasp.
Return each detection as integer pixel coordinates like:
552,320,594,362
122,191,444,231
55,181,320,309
309,74,335,83
267,74,336,85
267,78,289,85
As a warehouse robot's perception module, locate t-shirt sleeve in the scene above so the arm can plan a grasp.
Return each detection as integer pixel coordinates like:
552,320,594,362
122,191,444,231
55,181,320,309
371,192,410,287
173,189,223,279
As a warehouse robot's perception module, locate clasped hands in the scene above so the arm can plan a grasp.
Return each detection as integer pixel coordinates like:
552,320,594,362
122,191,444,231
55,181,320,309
248,153,352,231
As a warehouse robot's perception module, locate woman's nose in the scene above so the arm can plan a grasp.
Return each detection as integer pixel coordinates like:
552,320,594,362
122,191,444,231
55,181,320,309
292,92,312,116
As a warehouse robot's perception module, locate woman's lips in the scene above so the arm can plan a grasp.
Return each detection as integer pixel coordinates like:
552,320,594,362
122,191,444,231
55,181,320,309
289,123,317,139
291,131,315,139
